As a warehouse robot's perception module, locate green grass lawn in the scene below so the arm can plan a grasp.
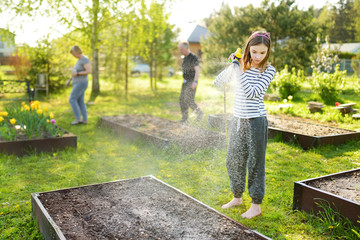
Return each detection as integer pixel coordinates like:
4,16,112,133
1,75,360,239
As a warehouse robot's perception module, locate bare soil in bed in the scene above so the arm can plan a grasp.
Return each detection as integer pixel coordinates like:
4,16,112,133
38,177,265,240
108,114,355,140
267,115,355,136
307,171,360,203
105,114,225,147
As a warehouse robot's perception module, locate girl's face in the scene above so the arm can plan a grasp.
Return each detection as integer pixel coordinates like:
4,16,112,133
250,43,268,67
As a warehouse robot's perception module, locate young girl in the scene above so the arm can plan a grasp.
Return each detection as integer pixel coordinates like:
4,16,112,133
214,31,276,219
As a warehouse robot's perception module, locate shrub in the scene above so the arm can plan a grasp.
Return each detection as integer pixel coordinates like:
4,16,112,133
272,65,303,99
311,65,346,104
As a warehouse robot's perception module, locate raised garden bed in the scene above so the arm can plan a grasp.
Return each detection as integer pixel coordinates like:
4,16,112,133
293,168,360,227
100,114,226,152
0,129,77,156
208,113,233,132
267,115,360,149
32,176,271,240
208,114,360,149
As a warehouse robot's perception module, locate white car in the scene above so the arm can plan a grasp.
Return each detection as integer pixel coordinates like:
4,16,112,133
131,63,174,76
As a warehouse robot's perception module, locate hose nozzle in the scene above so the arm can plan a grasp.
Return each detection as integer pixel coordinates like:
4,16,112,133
234,48,242,60
228,48,242,64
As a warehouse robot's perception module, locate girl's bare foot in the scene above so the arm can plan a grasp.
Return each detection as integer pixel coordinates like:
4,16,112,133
221,198,242,209
241,203,261,219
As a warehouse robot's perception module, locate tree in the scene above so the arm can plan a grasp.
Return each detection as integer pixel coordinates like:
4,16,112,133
329,0,356,43
354,0,360,41
257,0,318,69
201,1,319,73
138,0,177,92
1,0,121,99
202,4,257,75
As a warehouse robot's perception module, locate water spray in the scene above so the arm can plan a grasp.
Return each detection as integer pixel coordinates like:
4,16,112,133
224,48,242,148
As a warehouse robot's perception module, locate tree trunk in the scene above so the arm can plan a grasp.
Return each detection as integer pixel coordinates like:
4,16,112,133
90,0,100,100
272,36,277,69
125,54,128,99
149,58,153,91
154,61,157,91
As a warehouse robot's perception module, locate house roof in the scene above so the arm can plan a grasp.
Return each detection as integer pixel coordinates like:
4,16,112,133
323,43,360,54
187,25,208,44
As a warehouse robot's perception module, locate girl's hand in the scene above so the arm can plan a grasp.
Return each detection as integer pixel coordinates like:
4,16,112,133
228,53,235,62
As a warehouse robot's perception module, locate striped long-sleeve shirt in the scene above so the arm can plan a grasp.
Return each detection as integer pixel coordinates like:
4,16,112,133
214,64,276,119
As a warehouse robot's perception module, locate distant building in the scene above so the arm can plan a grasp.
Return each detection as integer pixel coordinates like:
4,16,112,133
0,29,16,65
187,24,208,60
322,43,360,75
323,43,360,55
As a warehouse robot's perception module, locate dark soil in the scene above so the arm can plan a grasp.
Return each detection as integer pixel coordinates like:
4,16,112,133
38,176,266,240
208,114,355,136
307,171,360,203
103,114,225,149
267,115,355,136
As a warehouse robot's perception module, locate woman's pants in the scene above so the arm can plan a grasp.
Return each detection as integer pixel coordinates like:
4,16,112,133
69,81,88,121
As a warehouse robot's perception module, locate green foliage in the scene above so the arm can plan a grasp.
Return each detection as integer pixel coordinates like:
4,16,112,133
201,4,252,75
316,200,360,239
14,40,68,93
352,51,360,77
202,1,319,72
0,68,4,80
272,65,303,99
329,0,357,43
311,65,346,104
337,51,356,59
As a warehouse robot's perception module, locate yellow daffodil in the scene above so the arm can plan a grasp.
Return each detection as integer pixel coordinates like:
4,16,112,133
2,111,8,117
24,105,30,111
37,109,43,115
43,106,48,112
21,101,26,106
49,112,54,119
47,119,49,123
10,118,16,125
0,117,3,122
31,100,40,110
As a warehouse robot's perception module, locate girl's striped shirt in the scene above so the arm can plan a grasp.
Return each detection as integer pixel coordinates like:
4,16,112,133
214,64,276,119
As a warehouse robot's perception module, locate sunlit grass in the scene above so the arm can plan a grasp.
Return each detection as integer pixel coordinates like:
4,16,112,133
0,75,359,239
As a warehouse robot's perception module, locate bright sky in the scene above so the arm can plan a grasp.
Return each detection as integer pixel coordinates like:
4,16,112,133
1,0,338,47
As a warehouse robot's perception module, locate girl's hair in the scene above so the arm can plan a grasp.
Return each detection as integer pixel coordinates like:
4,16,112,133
242,31,271,72
70,45,82,54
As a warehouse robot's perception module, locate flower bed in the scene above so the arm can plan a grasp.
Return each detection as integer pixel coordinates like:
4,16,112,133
32,176,271,239
0,101,76,156
293,168,360,227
